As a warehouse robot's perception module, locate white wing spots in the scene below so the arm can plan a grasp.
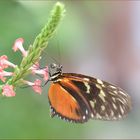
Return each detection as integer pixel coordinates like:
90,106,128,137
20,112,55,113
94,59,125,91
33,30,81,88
121,98,127,104
99,90,106,102
120,105,124,114
109,85,117,89
95,80,105,89
50,107,56,117
118,98,124,104
51,74,62,82
109,87,120,96
100,90,105,96
91,113,94,118
90,100,95,108
114,90,118,94
50,107,53,112
84,82,90,94
105,113,109,117
85,109,88,115
105,117,110,120
111,110,114,116
102,84,105,88
109,91,115,96
83,78,90,81
83,116,86,120
66,119,69,122
113,117,117,120
101,105,105,111
97,79,103,85
112,97,116,102
118,114,122,118
96,83,104,89
63,118,65,121
112,103,117,110
96,84,102,90
119,90,127,97
70,120,73,123
96,113,102,119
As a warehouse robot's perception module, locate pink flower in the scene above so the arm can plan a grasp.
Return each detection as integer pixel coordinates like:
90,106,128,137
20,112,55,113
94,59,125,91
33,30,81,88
32,79,42,94
13,38,27,57
0,55,8,69
0,55,16,70
23,79,42,94
2,85,16,97
30,62,40,73
0,69,13,82
31,65,49,81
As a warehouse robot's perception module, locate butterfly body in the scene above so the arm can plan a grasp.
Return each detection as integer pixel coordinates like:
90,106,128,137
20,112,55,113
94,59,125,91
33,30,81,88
48,63,131,123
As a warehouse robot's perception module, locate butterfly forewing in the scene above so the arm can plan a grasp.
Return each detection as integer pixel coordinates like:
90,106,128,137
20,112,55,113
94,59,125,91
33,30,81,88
61,73,131,121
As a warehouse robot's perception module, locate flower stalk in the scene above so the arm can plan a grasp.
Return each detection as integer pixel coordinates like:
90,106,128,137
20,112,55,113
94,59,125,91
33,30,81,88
0,2,65,96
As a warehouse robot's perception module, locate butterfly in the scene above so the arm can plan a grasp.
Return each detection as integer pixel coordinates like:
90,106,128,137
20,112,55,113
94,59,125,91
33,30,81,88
47,63,132,123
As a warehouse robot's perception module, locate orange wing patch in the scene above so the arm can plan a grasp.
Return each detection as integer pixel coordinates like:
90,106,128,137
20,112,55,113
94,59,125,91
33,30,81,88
48,82,82,122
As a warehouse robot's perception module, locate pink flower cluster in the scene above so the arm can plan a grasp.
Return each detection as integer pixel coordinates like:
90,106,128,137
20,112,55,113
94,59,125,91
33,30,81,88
0,38,49,97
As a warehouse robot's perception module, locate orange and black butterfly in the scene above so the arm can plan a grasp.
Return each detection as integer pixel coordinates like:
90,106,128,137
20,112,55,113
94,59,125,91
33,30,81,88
47,63,132,123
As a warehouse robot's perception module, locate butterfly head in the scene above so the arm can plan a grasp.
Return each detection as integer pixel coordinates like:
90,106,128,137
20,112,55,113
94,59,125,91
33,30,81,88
49,63,62,81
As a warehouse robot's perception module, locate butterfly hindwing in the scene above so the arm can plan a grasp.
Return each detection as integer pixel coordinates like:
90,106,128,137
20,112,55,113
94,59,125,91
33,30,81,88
48,80,91,123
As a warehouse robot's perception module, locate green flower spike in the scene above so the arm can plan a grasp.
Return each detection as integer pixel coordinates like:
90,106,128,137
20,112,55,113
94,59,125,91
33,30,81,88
0,2,65,97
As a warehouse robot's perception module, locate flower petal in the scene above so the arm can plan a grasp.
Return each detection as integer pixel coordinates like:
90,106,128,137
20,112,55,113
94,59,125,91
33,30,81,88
0,55,8,69
13,38,24,52
13,38,27,57
0,70,13,82
31,66,49,81
23,79,42,94
0,55,16,70
2,85,16,97
32,79,42,94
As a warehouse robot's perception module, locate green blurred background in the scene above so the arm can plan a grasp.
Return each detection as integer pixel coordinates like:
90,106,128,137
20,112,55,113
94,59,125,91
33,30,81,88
0,0,139,139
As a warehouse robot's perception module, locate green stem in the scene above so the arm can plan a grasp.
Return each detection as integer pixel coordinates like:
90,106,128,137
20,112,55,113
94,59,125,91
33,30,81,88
6,2,65,87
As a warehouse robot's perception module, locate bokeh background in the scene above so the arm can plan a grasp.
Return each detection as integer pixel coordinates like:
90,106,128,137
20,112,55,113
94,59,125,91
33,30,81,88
0,0,140,139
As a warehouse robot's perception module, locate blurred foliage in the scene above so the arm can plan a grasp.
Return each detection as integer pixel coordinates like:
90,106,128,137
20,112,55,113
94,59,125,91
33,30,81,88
0,0,138,139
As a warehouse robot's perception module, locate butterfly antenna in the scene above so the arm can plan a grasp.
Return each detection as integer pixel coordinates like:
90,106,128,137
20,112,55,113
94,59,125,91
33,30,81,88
57,40,61,64
42,49,59,64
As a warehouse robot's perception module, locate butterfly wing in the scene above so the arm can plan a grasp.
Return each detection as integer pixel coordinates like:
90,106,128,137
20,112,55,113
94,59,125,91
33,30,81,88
48,73,132,123
63,73,132,120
